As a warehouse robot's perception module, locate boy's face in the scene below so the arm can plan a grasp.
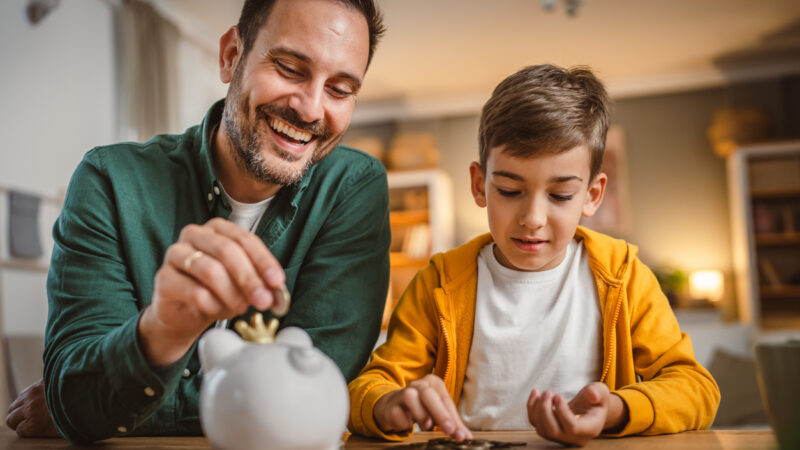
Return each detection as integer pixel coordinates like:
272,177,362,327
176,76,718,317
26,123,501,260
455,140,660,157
470,145,606,272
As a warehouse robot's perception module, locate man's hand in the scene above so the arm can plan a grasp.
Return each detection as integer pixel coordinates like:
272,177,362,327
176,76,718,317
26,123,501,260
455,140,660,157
139,218,286,367
5,379,60,438
373,374,472,442
527,382,628,447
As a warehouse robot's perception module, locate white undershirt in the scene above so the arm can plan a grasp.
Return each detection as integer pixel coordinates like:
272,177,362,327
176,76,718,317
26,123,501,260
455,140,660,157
223,190,273,232
458,239,602,430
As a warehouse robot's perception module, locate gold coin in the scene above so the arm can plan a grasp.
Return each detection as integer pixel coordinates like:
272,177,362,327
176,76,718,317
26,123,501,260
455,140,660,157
271,284,291,317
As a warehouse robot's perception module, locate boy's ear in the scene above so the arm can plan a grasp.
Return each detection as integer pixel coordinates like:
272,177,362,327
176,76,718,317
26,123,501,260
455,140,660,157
582,172,607,218
469,162,487,208
219,26,243,84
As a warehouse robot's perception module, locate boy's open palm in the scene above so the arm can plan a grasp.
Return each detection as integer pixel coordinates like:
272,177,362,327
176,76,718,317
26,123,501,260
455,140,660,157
527,382,627,447
373,374,473,442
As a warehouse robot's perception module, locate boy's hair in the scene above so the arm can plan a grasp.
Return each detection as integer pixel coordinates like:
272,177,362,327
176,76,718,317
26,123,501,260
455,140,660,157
478,64,611,181
236,0,385,70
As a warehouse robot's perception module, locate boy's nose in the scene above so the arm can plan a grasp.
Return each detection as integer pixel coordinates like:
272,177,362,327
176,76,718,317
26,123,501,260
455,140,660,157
288,82,325,124
520,200,547,229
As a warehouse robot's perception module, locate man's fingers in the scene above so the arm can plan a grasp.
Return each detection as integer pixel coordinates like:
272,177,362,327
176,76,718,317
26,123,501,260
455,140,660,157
178,223,275,310
158,265,245,320
205,218,286,288
6,406,23,430
166,244,256,313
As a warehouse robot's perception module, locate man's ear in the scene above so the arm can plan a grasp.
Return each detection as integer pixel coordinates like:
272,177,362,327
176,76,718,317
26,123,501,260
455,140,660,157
219,26,243,84
469,162,487,208
582,172,607,218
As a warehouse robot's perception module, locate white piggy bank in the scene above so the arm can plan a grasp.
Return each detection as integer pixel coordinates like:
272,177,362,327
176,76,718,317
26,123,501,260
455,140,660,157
198,326,349,450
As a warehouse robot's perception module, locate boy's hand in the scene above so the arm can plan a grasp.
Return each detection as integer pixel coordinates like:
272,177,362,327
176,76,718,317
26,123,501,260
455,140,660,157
527,382,628,447
373,374,473,442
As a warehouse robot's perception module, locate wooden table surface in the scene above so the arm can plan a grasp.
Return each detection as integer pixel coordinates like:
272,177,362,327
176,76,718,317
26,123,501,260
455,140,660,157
0,426,777,449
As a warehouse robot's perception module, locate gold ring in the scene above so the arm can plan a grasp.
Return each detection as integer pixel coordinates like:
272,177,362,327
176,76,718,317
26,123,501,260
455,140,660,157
183,250,204,271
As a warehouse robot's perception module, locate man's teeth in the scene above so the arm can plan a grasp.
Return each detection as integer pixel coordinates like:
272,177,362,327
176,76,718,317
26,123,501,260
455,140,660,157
268,117,312,143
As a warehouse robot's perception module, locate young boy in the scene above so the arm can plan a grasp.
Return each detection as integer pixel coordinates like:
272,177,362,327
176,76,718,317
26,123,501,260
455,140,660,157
347,64,720,447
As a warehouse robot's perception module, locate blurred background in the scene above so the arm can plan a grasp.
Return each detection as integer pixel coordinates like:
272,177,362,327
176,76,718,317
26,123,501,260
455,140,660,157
1,0,799,429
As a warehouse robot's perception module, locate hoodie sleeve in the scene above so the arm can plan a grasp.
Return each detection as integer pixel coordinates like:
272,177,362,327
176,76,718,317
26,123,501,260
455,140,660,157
609,257,720,436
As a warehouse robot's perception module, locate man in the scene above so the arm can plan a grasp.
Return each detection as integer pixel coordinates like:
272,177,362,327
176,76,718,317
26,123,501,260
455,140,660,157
5,0,388,443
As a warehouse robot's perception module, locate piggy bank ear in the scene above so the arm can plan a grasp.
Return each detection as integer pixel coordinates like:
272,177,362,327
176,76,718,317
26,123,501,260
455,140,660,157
275,326,313,348
198,328,247,372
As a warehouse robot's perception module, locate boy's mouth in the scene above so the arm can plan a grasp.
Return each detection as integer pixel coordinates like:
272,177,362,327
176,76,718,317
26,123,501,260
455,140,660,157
512,237,548,251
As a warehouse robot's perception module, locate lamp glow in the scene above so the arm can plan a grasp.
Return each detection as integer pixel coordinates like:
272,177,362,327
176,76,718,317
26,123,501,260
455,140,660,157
689,270,724,302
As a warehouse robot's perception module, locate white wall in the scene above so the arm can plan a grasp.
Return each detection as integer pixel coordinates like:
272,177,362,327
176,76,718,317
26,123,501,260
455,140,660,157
0,0,116,335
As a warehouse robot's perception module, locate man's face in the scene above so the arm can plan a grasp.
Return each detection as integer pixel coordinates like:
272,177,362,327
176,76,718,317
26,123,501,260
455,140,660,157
222,0,370,186
470,145,604,272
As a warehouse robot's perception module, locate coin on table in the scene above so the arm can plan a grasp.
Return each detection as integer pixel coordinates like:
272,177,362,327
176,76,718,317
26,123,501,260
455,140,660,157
271,284,291,317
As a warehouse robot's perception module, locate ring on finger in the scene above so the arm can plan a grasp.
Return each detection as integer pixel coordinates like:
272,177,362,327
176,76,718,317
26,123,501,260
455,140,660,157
183,250,204,272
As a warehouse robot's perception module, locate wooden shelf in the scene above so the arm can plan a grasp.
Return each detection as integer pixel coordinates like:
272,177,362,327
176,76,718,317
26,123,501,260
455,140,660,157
755,232,800,246
390,209,429,227
760,285,800,299
390,252,429,268
751,187,800,200
0,258,49,273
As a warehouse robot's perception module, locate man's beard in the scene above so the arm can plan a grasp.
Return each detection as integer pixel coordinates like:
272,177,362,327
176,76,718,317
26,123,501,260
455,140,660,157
221,80,337,186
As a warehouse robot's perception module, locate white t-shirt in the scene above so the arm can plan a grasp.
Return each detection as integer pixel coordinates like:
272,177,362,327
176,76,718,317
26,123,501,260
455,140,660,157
457,239,602,430
224,190,272,232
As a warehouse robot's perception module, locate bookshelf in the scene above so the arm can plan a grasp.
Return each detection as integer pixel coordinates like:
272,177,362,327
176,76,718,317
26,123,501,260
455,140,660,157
383,170,454,328
727,140,800,329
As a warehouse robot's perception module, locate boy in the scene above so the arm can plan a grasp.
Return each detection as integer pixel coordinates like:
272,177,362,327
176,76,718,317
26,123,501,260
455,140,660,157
347,64,720,447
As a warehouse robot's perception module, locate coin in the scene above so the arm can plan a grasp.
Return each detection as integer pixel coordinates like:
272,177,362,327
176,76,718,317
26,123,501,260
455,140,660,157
271,284,291,317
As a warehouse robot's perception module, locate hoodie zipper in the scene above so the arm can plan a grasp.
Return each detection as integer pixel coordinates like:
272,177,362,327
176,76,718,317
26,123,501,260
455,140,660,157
600,283,624,382
439,316,453,393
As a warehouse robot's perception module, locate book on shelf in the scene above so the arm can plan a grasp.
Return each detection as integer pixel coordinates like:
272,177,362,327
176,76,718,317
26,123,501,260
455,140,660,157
758,258,783,287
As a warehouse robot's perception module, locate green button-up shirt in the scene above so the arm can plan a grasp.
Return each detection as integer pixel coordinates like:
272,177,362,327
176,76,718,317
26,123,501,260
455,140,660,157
43,100,390,443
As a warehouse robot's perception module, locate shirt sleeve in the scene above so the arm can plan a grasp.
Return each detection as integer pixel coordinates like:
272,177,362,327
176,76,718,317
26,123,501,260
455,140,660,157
43,152,195,443
282,158,391,383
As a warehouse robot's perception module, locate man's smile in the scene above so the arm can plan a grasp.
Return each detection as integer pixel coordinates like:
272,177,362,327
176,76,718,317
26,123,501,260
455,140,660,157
267,115,315,145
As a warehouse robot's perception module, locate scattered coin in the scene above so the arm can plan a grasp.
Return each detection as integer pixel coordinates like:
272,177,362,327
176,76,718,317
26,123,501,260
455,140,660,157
390,437,526,449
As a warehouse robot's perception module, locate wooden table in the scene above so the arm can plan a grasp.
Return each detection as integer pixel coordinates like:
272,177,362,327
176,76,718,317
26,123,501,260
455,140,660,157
0,426,776,449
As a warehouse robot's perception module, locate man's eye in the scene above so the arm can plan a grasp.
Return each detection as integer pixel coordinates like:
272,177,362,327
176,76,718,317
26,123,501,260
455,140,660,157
497,188,520,197
276,61,301,76
550,194,574,201
327,85,353,98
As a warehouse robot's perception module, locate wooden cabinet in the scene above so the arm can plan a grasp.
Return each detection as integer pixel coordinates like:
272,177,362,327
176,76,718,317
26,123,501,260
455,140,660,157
383,170,454,328
727,140,800,329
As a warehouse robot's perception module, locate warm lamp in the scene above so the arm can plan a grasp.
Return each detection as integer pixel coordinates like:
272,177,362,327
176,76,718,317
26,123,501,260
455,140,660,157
689,270,724,302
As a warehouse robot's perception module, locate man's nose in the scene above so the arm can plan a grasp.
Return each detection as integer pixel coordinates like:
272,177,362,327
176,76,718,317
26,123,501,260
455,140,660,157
288,81,325,124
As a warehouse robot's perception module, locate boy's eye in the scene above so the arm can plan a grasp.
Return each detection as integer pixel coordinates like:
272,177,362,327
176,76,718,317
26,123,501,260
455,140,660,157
550,194,574,201
497,188,520,197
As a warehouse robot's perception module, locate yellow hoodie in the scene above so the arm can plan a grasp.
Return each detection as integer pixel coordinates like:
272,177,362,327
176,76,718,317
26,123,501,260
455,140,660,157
348,227,720,440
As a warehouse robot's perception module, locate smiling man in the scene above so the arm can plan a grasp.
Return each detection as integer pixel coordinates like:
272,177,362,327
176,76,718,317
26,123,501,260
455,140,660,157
5,0,388,443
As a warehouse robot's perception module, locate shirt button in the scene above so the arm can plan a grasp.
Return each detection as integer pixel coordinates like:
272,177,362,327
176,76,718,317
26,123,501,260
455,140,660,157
207,193,213,202
144,387,155,397
183,368,191,378
213,186,221,196
117,426,128,433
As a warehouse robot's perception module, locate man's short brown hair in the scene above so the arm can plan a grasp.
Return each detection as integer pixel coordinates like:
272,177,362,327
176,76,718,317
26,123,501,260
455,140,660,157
478,64,611,181
237,0,385,69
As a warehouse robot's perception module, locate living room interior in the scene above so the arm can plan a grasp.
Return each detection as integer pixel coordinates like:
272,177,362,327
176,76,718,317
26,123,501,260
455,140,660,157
1,0,799,431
